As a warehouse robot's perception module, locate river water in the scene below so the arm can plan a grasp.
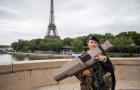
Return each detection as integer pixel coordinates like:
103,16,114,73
0,54,35,62
0,54,70,63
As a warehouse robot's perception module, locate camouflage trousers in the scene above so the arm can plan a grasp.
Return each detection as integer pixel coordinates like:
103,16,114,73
76,72,112,90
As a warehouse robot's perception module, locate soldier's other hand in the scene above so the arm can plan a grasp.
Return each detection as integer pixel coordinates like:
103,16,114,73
83,69,91,76
98,55,107,62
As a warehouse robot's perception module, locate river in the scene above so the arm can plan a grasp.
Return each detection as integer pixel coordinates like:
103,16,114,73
0,54,42,62
0,53,73,63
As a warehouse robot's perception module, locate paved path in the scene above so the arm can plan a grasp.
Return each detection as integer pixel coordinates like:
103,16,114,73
35,81,140,90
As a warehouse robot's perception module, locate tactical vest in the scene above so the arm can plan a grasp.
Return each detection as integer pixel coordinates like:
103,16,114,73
76,61,112,90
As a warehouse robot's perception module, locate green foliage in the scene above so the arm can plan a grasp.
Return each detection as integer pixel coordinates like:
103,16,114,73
11,39,29,51
109,37,133,49
11,31,140,53
109,36,134,56
63,38,73,46
11,39,63,52
105,33,114,39
28,39,39,52
71,39,83,52
76,36,89,46
116,31,140,45
11,42,18,51
45,39,63,52
132,33,140,45
116,32,128,37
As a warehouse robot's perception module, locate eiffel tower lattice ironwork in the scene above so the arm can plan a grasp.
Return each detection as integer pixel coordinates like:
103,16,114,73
45,0,60,39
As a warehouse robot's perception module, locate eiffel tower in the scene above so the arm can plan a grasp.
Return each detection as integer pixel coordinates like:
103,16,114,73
45,0,60,39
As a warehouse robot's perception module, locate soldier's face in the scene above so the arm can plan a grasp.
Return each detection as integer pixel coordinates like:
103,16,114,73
87,40,98,50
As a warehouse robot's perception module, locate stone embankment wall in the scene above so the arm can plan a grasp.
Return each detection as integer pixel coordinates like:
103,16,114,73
0,58,140,90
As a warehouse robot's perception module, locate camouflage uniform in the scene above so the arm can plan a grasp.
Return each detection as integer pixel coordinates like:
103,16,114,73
76,60,112,90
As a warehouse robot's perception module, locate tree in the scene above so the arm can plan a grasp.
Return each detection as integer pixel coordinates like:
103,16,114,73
76,36,89,46
133,33,140,45
71,39,83,52
63,38,73,46
116,32,128,37
21,40,30,52
105,33,114,39
109,37,133,49
39,39,47,51
11,31,139,55
109,36,134,56
28,39,38,52
54,40,63,52
11,42,18,51
42,39,63,52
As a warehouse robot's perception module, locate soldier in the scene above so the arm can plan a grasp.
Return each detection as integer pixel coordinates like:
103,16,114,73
76,35,112,90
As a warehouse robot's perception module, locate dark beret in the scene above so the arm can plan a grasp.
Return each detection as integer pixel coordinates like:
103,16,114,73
89,35,100,43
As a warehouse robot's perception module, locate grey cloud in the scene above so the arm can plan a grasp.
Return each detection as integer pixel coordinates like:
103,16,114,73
0,0,140,45
0,7,27,21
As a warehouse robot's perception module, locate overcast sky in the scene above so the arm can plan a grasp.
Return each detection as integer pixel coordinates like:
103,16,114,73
0,0,140,45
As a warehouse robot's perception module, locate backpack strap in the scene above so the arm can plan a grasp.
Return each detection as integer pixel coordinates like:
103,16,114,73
98,45,116,90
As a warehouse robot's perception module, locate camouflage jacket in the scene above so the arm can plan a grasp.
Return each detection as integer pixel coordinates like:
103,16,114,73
75,60,112,90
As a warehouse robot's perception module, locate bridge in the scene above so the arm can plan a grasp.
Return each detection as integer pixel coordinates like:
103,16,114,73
0,58,140,90
0,45,11,54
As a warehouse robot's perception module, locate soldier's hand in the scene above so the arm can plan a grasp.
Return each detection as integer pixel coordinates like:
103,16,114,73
83,69,91,76
98,55,107,62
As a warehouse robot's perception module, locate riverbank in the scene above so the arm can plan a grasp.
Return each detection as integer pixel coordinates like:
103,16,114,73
7,52,140,58
7,52,74,59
